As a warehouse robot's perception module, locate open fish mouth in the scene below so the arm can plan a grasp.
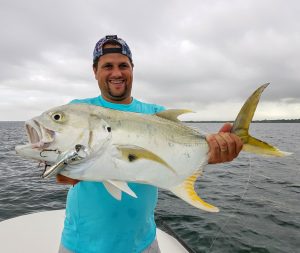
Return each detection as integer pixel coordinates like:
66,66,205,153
25,120,55,149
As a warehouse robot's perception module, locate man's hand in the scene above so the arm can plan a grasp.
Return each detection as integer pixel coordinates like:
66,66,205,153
206,123,243,164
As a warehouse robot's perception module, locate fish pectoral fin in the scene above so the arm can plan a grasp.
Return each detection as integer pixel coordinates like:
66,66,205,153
156,109,194,122
103,181,122,200
169,171,219,213
116,145,177,174
107,180,137,198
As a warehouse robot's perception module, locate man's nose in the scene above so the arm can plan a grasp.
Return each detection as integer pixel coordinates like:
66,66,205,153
111,67,122,77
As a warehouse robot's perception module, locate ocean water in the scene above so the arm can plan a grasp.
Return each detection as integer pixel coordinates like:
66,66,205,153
0,121,299,253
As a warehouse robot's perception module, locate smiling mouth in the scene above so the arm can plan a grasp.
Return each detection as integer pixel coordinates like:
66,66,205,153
25,120,55,149
109,79,125,86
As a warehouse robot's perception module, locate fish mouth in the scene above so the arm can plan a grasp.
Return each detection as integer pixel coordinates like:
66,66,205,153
25,119,55,150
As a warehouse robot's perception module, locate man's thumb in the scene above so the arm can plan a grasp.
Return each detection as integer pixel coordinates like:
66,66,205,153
218,122,232,133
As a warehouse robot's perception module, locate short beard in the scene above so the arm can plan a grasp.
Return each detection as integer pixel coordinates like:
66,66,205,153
107,85,129,101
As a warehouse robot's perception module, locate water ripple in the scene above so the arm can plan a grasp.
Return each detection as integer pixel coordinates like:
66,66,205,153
1,122,300,252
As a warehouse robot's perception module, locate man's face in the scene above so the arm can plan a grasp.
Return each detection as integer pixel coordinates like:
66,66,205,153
93,46,133,104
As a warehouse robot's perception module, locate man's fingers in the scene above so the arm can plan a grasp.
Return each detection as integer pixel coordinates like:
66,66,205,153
220,132,237,158
214,134,229,162
230,133,244,154
206,131,243,164
206,135,220,164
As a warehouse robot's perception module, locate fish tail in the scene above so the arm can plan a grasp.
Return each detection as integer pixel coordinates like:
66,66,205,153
232,83,291,157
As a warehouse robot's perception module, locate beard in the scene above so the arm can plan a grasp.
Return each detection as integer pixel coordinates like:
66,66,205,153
107,84,130,101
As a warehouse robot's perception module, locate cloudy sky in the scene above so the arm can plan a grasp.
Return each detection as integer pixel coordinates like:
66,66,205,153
1,0,299,121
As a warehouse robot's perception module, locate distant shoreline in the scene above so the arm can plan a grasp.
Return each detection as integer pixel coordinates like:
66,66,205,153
184,119,300,123
1,119,300,123
0,119,300,123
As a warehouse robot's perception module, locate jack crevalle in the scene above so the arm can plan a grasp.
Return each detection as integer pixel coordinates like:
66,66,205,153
15,84,290,212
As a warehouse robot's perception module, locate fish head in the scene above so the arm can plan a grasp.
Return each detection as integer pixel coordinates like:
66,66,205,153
15,104,112,164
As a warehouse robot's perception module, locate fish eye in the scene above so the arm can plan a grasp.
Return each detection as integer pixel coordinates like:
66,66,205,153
51,112,64,122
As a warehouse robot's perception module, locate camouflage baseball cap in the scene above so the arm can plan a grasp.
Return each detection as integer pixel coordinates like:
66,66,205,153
93,35,133,63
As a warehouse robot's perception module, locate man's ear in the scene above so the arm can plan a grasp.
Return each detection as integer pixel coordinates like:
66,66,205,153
93,66,98,79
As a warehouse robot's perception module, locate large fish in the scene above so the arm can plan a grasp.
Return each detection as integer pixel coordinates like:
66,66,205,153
15,84,289,212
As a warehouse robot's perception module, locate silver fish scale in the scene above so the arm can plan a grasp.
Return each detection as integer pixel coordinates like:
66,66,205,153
98,108,205,146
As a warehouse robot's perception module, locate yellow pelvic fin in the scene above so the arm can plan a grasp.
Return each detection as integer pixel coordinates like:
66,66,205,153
170,171,219,212
103,181,122,200
232,83,291,157
107,180,137,198
103,180,138,200
156,109,194,122
116,145,177,174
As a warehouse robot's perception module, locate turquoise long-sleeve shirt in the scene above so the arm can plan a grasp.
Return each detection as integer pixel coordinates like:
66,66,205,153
61,96,165,253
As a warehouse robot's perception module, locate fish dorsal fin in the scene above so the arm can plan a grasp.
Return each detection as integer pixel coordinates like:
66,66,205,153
170,171,219,212
116,144,177,174
156,109,194,122
103,180,137,200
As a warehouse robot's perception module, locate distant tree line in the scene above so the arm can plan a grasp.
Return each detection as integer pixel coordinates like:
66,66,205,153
184,119,300,123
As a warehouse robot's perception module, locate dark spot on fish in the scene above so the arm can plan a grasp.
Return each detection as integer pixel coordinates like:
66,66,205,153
90,113,101,120
128,154,137,162
88,131,93,147
107,127,111,132
184,152,190,158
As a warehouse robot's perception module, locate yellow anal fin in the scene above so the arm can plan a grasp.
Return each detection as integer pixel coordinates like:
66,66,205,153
170,172,219,213
156,109,194,122
116,145,177,174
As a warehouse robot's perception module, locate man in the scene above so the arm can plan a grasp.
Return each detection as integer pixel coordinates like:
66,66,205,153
57,35,243,253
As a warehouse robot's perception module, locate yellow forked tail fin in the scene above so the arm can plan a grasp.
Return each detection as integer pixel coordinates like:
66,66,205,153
232,83,291,157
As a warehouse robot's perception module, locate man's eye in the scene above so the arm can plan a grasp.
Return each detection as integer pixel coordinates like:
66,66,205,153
103,64,112,69
120,64,129,69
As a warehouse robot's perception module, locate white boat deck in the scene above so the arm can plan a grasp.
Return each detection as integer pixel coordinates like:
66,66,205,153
0,210,189,253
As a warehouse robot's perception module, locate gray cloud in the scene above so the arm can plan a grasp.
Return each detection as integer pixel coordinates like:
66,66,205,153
0,0,299,120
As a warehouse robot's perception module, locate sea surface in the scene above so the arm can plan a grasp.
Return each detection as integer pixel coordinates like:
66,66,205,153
0,121,299,253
